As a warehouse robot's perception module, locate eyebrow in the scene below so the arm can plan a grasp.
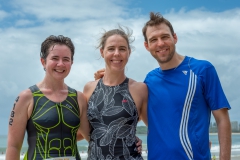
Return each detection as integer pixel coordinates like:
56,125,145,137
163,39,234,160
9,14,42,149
107,45,127,48
148,37,156,40
149,33,170,40
161,34,170,37
119,46,127,48
62,56,71,60
51,55,71,59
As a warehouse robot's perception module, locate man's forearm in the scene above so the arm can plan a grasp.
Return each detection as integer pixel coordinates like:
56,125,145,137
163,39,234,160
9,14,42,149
218,120,231,160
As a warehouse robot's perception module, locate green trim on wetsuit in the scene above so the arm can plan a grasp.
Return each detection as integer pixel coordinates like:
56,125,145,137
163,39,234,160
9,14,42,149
24,85,81,160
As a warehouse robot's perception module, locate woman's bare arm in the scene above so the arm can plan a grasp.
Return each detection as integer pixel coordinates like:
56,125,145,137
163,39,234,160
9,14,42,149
6,89,33,160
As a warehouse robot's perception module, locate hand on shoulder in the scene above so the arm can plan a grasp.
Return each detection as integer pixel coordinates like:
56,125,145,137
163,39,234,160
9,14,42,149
94,68,105,80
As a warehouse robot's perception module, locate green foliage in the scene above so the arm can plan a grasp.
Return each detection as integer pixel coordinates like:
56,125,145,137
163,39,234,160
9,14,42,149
136,126,147,134
78,146,88,151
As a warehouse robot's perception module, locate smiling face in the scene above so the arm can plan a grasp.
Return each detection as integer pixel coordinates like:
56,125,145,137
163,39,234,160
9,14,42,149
41,44,73,81
100,34,130,72
144,23,177,65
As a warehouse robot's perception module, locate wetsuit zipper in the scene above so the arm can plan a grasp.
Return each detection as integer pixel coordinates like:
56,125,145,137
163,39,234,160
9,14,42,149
57,102,62,155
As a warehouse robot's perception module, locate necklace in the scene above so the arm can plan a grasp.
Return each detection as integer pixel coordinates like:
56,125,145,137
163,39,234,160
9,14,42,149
173,63,181,70
174,56,186,70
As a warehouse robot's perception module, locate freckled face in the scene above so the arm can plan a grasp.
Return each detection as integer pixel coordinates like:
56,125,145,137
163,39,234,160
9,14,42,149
144,23,177,64
101,35,130,72
41,44,73,80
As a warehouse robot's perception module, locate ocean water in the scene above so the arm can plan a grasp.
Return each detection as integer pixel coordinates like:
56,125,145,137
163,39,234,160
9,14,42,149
0,134,240,158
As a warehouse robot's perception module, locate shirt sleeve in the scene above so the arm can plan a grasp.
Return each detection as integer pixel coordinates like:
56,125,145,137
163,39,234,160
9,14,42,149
202,64,231,110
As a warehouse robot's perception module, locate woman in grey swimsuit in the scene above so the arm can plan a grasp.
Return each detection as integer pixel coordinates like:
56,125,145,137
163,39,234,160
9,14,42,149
83,27,148,160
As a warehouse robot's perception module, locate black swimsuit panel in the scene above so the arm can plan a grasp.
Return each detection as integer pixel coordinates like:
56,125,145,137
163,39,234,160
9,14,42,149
25,85,81,160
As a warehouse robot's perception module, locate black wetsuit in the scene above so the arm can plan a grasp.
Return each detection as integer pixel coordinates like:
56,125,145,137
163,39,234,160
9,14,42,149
24,85,81,160
87,78,143,160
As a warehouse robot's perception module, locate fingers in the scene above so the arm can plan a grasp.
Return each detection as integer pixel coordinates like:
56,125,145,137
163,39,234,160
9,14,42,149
136,137,142,146
94,73,99,80
138,144,142,154
98,68,106,72
94,68,105,80
94,72,104,80
135,136,142,153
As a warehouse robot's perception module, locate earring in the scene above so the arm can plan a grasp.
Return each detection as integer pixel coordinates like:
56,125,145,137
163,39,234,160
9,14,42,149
44,68,46,71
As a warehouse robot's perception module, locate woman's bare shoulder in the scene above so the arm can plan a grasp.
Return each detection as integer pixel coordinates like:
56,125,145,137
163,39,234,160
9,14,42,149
17,89,33,103
83,80,100,99
128,78,147,89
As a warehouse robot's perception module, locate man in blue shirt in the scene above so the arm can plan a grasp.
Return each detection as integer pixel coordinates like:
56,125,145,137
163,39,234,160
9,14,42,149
143,12,231,160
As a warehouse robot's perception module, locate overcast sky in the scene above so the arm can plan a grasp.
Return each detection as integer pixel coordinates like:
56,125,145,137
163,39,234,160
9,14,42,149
0,0,240,135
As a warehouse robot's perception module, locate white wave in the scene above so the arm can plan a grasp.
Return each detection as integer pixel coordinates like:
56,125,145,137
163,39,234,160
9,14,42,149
211,144,240,152
232,144,240,150
211,145,220,152
79,152,88,158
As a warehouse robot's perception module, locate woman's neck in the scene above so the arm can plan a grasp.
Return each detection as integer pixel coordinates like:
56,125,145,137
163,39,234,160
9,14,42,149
38,77,67,92
102,71,126,86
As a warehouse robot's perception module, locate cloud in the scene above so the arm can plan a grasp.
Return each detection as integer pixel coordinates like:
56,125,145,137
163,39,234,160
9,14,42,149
0,81,19,97
0,10,8,20
10,0,129,20
0,1,239,135
15,19,34,26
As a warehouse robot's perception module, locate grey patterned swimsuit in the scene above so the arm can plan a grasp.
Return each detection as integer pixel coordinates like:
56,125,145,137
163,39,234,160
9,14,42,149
87,78,143,160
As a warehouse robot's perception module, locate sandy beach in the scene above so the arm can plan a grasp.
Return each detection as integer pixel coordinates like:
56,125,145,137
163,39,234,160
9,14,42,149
0,154,239,160
0,152,239,160
0,152,149,160
216,156,240,160
0,133,239,160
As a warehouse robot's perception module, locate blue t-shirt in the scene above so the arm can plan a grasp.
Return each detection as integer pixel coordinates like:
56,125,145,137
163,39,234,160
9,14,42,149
144,56,230,160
